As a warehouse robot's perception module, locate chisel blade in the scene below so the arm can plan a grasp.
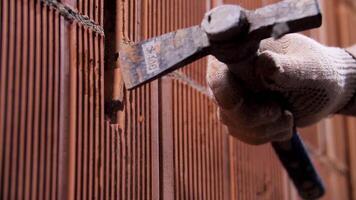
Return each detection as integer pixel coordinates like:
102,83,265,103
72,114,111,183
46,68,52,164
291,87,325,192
120,26,210,89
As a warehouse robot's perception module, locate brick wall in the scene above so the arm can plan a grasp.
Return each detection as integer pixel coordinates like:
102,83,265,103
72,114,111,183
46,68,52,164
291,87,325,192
0,0,356,199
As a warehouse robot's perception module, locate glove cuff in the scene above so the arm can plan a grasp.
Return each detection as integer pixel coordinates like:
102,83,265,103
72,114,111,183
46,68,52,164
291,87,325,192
336,47,356,116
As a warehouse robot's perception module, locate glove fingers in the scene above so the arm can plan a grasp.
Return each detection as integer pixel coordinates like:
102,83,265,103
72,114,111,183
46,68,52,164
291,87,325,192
259,34,311,55
272,130,293,142
249,110,293,141
254,50,308,90
226,110,294,145
270,111,294,142
207,56,245,109
260,36,291,54
219,94,283,128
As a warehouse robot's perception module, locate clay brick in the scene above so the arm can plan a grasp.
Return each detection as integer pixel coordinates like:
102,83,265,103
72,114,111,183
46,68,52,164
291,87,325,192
0,1,68,199
299,124,322,152
1,0,356,200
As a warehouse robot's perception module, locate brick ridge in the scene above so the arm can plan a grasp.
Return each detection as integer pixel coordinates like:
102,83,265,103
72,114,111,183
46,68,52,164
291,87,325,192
306,144,349,175
41,0,104,35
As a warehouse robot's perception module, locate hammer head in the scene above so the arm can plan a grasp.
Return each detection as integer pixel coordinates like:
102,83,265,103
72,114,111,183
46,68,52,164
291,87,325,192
201,5,248,42
120,0,322,89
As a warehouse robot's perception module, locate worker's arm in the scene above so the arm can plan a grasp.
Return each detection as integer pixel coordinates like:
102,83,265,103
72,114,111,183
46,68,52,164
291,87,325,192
207,34,356,145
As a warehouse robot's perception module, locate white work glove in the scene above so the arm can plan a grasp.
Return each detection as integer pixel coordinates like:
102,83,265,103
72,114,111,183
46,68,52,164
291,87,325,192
207,34,356,145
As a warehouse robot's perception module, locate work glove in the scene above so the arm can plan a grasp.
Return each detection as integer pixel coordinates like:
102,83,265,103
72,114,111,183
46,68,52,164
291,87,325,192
207,34,356,145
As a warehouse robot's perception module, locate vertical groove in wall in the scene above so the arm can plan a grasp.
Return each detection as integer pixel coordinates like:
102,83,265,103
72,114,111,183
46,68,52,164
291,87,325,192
0,1,62,199
72,21,106,199
170,80,226,200
101,0,158,198
56,0,103,26
342,2,356,199
76,0,103,26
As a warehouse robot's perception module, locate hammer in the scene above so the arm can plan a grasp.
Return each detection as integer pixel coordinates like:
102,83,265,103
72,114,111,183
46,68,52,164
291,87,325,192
120,0,325,199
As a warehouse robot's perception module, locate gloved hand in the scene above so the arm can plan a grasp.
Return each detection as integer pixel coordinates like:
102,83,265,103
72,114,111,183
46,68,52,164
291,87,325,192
207,34,356,145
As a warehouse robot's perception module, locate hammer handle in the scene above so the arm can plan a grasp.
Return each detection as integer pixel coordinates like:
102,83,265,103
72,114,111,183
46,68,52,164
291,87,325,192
245,1,325,198
272,128,325,199
246,0,322,40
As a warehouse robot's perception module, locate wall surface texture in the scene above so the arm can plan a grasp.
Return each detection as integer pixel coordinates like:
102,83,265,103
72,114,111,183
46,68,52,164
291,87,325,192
0,0,356,199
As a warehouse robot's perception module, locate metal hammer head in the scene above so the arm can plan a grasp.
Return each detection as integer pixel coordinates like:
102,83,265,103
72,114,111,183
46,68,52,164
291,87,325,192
201,5,249,42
